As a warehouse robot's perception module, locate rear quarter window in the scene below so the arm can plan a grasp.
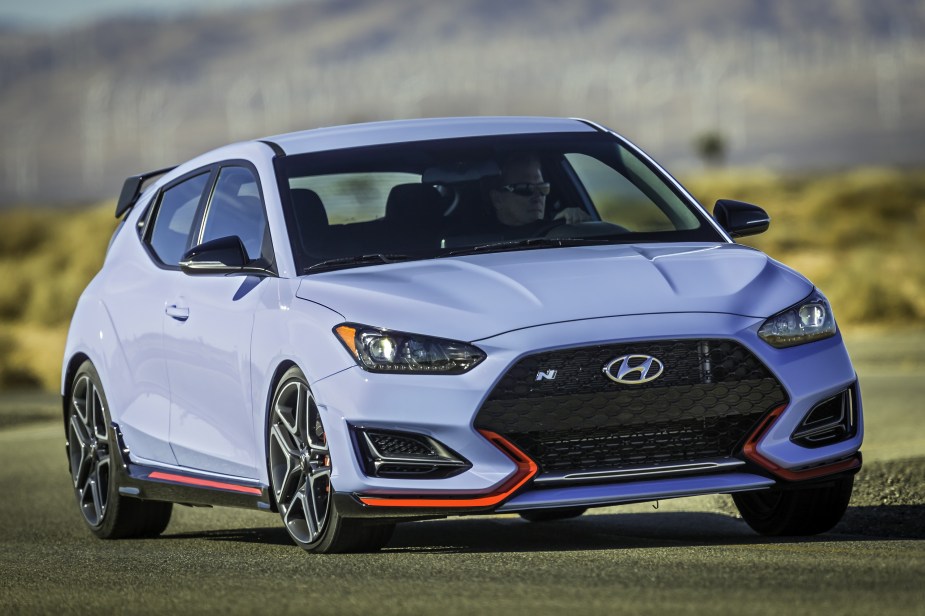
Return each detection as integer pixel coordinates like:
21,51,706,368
147,173,210,266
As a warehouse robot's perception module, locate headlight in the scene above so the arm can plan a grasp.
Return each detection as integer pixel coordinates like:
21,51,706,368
758,290,837,348
334,323,486,374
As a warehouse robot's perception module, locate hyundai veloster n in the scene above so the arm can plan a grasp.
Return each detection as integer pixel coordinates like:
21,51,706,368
63,117,862,552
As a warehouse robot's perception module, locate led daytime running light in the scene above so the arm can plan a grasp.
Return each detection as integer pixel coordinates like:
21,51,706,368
758,290,837,348
334,323,485,374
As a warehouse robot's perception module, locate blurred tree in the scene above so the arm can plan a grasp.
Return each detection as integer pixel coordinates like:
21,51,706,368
694,130,728,167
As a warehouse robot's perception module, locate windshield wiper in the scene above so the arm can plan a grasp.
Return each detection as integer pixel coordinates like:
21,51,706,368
440,237,614,258
304,253,416,273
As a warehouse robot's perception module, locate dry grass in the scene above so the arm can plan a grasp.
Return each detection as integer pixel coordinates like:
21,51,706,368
0,168,923,391
0,203,116,390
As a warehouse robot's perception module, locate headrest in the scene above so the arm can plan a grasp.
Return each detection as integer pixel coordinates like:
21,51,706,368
385,184,442,223
291,188,328,228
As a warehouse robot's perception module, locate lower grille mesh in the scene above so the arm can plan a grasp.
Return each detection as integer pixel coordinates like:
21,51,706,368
474,339,788,474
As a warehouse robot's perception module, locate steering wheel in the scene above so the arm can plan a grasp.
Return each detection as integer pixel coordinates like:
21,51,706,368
541,220,630,238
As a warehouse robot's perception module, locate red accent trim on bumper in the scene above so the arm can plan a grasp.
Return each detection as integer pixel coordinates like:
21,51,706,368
147,471,263,495
743,404,862,481
358,430,538,508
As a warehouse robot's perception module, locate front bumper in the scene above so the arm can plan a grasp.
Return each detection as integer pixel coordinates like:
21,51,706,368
311,312,863,517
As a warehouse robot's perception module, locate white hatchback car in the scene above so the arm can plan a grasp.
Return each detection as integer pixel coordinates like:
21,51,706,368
63,117,862,552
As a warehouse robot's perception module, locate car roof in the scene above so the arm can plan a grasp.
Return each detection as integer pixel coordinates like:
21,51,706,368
264,116,601,156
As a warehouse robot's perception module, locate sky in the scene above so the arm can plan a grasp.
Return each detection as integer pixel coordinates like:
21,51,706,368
0,0,297,29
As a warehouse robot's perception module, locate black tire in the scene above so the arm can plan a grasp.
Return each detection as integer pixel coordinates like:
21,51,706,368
66,361,173,539
267,367,394,553
732,476,854,536
519,507,587,523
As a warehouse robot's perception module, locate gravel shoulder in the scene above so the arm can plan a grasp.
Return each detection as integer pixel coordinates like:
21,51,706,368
835,456,925,539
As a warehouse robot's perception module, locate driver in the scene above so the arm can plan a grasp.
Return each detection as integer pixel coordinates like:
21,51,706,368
487,153,591,229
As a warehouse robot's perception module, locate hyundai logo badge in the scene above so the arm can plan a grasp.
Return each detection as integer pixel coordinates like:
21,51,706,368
603,355,664,384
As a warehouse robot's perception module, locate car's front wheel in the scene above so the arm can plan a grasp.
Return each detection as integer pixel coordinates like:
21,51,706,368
66,360,173,539
267,367,393,553
732,476,854,536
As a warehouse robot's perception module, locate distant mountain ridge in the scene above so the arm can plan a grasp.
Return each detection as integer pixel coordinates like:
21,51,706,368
1,0,924,205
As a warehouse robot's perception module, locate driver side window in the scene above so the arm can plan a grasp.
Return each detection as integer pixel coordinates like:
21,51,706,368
200,166,270,262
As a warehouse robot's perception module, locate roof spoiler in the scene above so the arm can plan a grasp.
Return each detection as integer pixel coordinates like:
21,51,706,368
115,166,176,218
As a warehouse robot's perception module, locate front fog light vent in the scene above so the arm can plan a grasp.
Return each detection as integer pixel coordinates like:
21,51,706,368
368,432,439,459
791,385,857,448
357,429,471,479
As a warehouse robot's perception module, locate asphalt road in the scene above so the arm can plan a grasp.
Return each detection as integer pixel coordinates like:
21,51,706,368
1,422,923,615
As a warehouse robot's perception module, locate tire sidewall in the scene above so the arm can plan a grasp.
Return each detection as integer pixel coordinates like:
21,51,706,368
68,360,124,539
733,476,855,536
267,367,337,552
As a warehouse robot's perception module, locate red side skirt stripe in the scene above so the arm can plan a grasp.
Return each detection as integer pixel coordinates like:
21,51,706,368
147,471,263,495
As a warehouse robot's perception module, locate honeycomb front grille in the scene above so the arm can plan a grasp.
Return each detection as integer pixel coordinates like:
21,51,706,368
474,339,788,474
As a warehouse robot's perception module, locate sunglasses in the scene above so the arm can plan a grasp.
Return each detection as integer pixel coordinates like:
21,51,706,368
498,182,551,197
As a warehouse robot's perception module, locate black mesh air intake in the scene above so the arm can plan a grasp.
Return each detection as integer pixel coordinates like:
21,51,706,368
474,339,788,474
366,432,440,459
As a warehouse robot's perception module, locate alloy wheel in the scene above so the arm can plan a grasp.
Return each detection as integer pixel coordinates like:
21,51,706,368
269,379,331,545
68,374,111,527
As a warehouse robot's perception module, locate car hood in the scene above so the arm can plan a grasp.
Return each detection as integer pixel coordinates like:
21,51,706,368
295,243,812,341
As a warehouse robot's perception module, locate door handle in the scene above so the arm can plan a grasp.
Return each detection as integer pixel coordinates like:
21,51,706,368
165,304,189,321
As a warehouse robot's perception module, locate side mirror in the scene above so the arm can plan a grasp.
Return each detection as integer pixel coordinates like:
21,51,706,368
713,199,770,238
180,236,270,276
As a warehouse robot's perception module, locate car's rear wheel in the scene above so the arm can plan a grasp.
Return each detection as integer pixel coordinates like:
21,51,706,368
732,476,854,536
268,367,393,553
519,507,587,522
66,361,172,539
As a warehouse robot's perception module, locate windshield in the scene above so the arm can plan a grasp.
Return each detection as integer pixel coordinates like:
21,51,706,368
276,132,724,273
